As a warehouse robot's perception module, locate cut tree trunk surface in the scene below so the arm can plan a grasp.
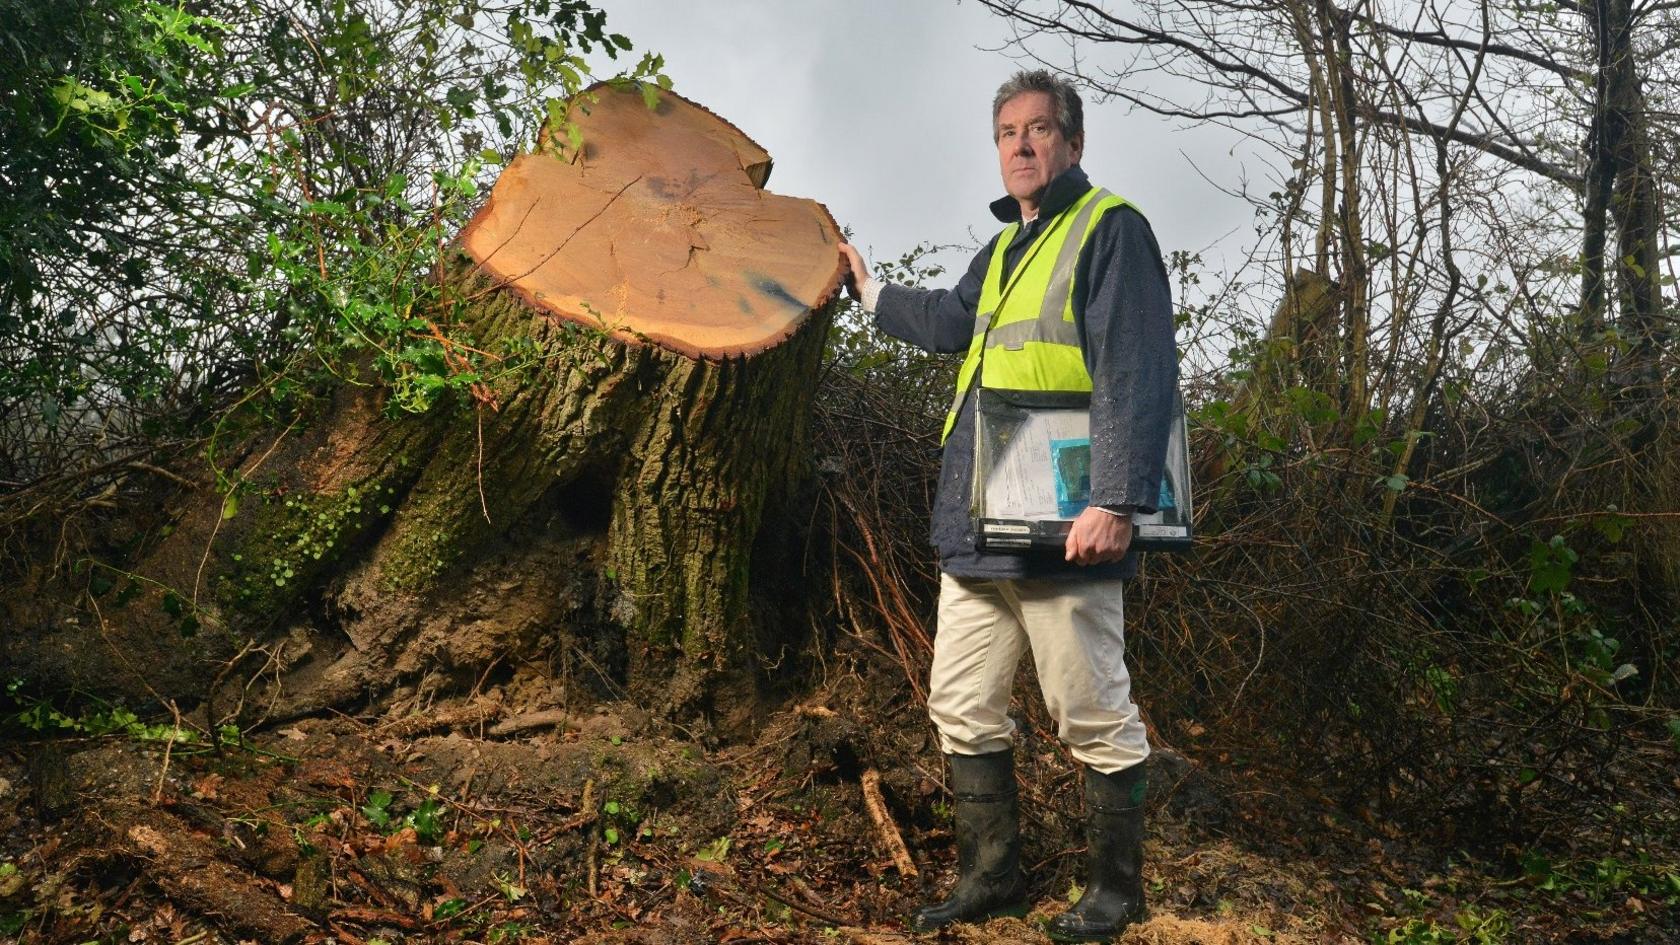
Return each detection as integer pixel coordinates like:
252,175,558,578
460,84,844,358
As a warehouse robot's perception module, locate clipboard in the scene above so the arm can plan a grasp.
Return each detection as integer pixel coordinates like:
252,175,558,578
972,388,1193,554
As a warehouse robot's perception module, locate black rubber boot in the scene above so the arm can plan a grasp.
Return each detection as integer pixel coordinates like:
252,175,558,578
909,750,1028,932
1048,762,1147,942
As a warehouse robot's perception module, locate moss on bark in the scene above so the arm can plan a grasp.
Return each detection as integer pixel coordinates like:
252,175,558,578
12,256,835,729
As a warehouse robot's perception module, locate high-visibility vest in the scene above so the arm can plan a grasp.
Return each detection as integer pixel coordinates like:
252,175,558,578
942,186,1135,441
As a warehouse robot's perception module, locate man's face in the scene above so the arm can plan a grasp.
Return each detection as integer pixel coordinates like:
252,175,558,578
995,91,1083,210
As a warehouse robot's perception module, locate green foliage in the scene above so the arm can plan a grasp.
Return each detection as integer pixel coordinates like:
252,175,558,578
824,239,961,408
1499,530,1639,705
79,559,207,638
361,786,448,843
1379,907,1510,945
693,836,732,862
225,482,395,606
1,0,667,500
1423,664,1459,714
5,682,197,744
1521,851,1680,905
490,920,535,942
2,0,227,298
361,789,395,827
492,870,527,902
0,866,21,935
1526,534,1578,594
1373,890,1512,945
1244,453,1283,492
600,796,644,847
1286,385,1338,426
1,0,235,462
410,797,446,844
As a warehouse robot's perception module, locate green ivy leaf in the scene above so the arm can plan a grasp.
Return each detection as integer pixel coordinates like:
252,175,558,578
694,836,731,862
362,790,394,827
1527,535,1577,594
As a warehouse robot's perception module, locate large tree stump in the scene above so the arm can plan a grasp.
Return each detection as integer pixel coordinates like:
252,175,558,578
7,85,845,731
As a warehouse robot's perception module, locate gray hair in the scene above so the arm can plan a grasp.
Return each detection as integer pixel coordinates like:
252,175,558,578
991,69,1084,142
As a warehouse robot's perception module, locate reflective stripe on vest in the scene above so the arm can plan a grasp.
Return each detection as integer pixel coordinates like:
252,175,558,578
941,187,1134,441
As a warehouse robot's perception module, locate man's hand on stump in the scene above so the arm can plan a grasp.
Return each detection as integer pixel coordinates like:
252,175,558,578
839,243,870,301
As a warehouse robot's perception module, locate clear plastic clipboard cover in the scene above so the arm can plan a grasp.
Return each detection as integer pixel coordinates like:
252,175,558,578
972,388,1193,554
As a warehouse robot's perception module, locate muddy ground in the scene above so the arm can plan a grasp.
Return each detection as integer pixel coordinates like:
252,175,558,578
1,647,1673,945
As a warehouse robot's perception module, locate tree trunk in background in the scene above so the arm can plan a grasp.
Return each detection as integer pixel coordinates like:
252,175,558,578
1579,4,1615,348
4,86,845,734
1581,0,1664,382
1322,1,1371,427
1604,15,1663,388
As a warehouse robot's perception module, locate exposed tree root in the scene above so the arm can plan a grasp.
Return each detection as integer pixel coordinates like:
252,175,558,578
115,809,314,942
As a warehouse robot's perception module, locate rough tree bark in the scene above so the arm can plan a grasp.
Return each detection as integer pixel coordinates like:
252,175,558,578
5,85,846,733
1580,0,1664,380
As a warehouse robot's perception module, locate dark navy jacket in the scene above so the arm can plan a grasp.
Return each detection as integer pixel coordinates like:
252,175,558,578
873,165,1178,580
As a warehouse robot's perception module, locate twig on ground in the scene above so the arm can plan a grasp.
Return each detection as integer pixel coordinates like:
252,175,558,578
860,767,918,877
580,777,600,897
153,699,184,803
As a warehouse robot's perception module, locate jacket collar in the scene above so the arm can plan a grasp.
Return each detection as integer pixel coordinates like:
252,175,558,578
989,164,1092,225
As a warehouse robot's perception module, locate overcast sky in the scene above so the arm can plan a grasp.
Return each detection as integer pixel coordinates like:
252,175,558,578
593,0,1259,279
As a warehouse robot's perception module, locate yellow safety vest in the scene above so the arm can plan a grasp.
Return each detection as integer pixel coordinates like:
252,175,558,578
942,186,1136,441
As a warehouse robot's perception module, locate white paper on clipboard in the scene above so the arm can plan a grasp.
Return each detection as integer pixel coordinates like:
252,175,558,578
981,410,1091,520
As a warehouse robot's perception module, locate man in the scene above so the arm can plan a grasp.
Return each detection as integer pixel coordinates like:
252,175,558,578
839,70,1177,941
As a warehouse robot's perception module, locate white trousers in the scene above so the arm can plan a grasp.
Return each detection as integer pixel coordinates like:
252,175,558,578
926,573,1150,773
